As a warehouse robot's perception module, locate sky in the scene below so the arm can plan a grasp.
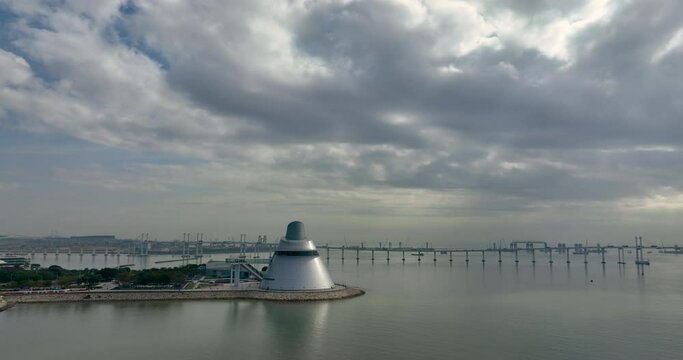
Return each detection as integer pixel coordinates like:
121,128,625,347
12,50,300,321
0,0,682,246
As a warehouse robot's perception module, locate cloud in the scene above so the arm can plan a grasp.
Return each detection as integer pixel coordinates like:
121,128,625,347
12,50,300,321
0,0,682,241
0,181,20,191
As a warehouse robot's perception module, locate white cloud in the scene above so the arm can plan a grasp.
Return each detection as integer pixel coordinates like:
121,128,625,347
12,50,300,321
621,188,683,211
0,49,33,86
651,27,683,63
486,0,616,61
425,0,502,58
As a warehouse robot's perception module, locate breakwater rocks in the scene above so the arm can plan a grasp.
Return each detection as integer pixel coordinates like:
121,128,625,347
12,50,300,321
2,285,364,305
0,296,14,312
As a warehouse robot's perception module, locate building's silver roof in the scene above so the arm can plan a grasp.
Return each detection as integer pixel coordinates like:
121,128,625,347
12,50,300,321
285,221,306,240
260,221,334,291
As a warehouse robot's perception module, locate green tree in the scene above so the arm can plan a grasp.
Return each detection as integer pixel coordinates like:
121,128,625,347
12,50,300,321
97,268,120,281
115,271,134,285
57,274,80,287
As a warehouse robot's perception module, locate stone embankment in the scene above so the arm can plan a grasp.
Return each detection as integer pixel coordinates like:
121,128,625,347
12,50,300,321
0,296,14,312
1,285,364,305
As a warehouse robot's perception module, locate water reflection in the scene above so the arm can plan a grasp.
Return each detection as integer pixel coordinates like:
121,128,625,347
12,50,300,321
262,302,330,360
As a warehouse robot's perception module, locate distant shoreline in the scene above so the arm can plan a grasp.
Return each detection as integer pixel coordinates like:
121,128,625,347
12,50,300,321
1,285,364,306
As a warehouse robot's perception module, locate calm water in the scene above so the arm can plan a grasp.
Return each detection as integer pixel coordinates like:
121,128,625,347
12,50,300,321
2,251,683,359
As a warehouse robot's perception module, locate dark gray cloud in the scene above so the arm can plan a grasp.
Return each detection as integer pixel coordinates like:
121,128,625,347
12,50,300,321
481,0,590,15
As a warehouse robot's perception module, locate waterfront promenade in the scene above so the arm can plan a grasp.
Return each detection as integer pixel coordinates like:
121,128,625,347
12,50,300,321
2,284,364,305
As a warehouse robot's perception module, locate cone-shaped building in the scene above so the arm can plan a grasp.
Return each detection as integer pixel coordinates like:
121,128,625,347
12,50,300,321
260,221,335,291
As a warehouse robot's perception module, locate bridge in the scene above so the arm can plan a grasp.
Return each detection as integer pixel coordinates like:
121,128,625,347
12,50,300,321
314,242,682,267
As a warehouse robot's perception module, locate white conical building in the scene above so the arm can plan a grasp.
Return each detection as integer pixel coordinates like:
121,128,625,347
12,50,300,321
260,221,335,291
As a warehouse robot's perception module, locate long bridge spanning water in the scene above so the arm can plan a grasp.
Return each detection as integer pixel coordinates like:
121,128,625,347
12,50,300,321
3,238,681,268
316,241,682,266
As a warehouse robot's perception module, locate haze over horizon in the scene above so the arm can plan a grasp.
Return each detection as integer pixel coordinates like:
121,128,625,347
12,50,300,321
1,0,682,246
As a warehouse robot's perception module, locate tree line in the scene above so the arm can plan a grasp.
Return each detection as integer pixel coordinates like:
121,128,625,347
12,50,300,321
0,264,202,289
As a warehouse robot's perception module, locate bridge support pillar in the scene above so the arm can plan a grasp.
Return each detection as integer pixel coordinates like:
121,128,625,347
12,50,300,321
231,264,241,287
601,246,606,264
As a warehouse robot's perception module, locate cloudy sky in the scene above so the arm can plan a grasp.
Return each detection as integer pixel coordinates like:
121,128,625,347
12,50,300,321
0,0,682,246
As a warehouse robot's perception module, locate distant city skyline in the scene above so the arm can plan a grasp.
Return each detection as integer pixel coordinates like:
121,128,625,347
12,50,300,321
1,1,682,246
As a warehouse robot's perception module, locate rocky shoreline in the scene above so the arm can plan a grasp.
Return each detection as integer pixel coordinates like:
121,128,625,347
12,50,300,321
0,296,14,312
1,285,364,306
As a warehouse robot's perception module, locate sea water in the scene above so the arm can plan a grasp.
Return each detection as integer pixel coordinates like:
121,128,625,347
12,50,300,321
1,251,682,359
